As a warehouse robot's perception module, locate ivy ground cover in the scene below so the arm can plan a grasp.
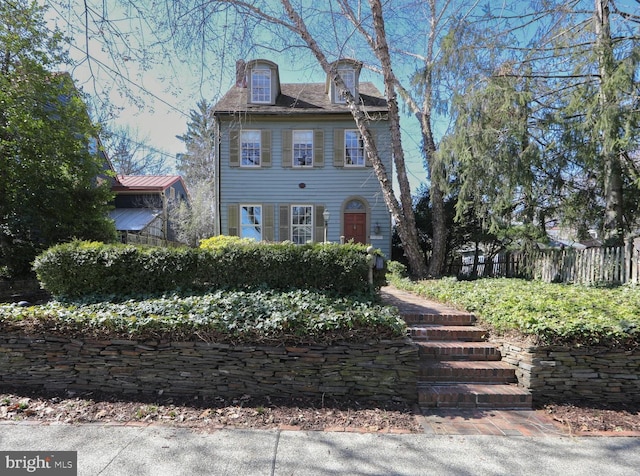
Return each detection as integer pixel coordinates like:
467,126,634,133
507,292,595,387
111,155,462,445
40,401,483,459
0,289,405,345
389,275,640,348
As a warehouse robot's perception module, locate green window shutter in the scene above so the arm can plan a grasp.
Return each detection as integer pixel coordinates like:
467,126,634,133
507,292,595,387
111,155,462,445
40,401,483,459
228,204,239,236
282,130,292,168
314,129,324,167
279,204,290,242
365,130,375,167
261,130,271,167
229,130,239,167
263,204,275,241
333,129,344,167
314,205,325,243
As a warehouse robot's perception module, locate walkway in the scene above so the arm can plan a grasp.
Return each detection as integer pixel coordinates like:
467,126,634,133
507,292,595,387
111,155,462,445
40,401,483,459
380,286,567,437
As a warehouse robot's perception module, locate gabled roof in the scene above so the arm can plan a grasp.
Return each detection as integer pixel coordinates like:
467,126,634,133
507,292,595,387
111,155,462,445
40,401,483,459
113,175,184,192
213,82,387,116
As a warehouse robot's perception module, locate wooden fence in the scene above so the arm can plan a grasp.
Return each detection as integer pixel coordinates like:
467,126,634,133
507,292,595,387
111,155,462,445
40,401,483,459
447,245,640,285
118,232,183,248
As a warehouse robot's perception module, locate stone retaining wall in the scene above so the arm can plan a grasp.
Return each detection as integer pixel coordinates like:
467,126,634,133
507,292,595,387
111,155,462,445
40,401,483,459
0,334,419,403
498,340,640,403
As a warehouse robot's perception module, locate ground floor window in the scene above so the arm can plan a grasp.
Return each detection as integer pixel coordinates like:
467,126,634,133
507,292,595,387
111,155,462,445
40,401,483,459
241,205,262,240
291,205,313,244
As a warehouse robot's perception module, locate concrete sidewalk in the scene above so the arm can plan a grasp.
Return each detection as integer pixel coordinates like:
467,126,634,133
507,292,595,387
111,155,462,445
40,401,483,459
1,423,640,475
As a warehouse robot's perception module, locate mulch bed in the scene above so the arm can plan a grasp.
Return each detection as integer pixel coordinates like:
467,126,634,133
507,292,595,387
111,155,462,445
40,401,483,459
0,389,423,433
539,401,640,434
3,388,640,434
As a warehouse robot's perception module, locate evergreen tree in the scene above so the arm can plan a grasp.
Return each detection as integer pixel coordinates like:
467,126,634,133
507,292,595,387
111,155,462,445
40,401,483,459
0,0,115,277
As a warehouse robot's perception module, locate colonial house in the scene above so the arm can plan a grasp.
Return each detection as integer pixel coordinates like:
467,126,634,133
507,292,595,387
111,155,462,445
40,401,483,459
110,175,189,244
211,59,392,257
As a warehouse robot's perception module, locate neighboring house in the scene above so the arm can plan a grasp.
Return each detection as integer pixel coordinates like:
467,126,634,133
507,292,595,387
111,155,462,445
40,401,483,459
211,58,392,257
110,175,189,243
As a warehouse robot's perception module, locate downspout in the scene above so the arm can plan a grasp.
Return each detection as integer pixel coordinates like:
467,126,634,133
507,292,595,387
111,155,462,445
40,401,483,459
214,117,221,236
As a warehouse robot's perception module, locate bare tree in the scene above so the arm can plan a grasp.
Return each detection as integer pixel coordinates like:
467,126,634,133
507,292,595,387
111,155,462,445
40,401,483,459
103,125,170,175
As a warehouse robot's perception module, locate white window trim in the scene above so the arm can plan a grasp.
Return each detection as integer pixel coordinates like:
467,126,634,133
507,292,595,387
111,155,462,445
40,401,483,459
292,130,313,167
240,204,263,241
251,67,271,104
335,67,355,104
240,130,261,167
290,204,313,244
344,129,365,167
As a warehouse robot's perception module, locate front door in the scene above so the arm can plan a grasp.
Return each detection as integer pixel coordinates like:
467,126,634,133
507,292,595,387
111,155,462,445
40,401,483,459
344,212,366,244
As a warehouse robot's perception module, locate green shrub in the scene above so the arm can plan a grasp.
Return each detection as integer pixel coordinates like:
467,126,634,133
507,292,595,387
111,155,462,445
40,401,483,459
0,289,405,344
389,275,640,348
34,240,386,299
199,235,256,250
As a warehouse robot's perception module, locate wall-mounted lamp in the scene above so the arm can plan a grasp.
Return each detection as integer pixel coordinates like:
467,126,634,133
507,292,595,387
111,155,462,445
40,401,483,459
374,222,381,235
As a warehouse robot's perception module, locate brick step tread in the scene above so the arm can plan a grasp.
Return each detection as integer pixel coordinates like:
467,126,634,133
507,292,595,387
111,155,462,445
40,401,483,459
401,313,476,326
418,384,532,409
419,360,517,383
410,325,488,341
416,341,502,361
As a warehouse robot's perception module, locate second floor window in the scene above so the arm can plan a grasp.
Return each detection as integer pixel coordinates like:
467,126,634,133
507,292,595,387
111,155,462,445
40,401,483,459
293,130,313,167
251,68,271,103
241,130,261,167
241,205,262,240
291,205,313,244
344,130,365,166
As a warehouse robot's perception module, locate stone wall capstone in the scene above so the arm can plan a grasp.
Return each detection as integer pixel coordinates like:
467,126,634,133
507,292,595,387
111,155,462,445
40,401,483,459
0,333,418,403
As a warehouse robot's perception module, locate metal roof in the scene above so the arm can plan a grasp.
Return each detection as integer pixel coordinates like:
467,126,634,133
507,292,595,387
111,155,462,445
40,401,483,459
109,208,162,231
114,175,183,191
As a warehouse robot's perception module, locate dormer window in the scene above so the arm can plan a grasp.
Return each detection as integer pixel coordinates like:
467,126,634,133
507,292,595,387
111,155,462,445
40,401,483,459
327,59,362,105
251,67,271,103
335,67,356,104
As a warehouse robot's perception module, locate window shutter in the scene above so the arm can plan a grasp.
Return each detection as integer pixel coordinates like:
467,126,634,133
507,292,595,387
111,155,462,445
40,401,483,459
279,204,290,242
314,205,325,243
261,130,271,167
229,130,239,167
282,130,292,168
228,204,239,236
333,129,344,167
314,129,324,167
263,204,275,241
365,130,375,167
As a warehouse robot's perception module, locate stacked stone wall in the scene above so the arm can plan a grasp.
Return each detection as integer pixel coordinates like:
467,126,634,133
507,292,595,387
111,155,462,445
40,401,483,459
0,334,418,403
498,341,640,403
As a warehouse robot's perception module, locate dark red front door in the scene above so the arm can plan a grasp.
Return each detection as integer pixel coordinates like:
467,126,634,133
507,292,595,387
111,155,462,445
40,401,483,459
344,212,366,244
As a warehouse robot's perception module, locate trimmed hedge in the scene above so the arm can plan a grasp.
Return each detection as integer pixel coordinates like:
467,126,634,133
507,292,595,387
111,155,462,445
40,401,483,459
33,241,386,299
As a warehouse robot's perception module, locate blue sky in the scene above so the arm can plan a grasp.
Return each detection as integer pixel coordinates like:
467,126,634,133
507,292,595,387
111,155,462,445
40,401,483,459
42,0,441,193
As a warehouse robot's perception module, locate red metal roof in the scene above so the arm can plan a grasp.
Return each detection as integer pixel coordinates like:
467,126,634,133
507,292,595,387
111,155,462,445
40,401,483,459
114,175,182,191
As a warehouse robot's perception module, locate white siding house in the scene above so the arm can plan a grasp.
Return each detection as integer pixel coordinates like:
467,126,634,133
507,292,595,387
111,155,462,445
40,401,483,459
212,59,392,257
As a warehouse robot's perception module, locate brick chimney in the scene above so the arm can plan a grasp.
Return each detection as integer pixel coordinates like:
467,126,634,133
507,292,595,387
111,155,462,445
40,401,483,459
235,59,246,88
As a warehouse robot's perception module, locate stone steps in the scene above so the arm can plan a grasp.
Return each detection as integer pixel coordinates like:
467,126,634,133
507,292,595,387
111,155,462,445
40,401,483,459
418,383,532,408
381,286,531,410
420,360,518,383
416,341,503,361
410,324,488,341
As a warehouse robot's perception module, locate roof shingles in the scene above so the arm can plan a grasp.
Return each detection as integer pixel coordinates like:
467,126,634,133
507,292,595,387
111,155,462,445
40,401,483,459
214,82,387,115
